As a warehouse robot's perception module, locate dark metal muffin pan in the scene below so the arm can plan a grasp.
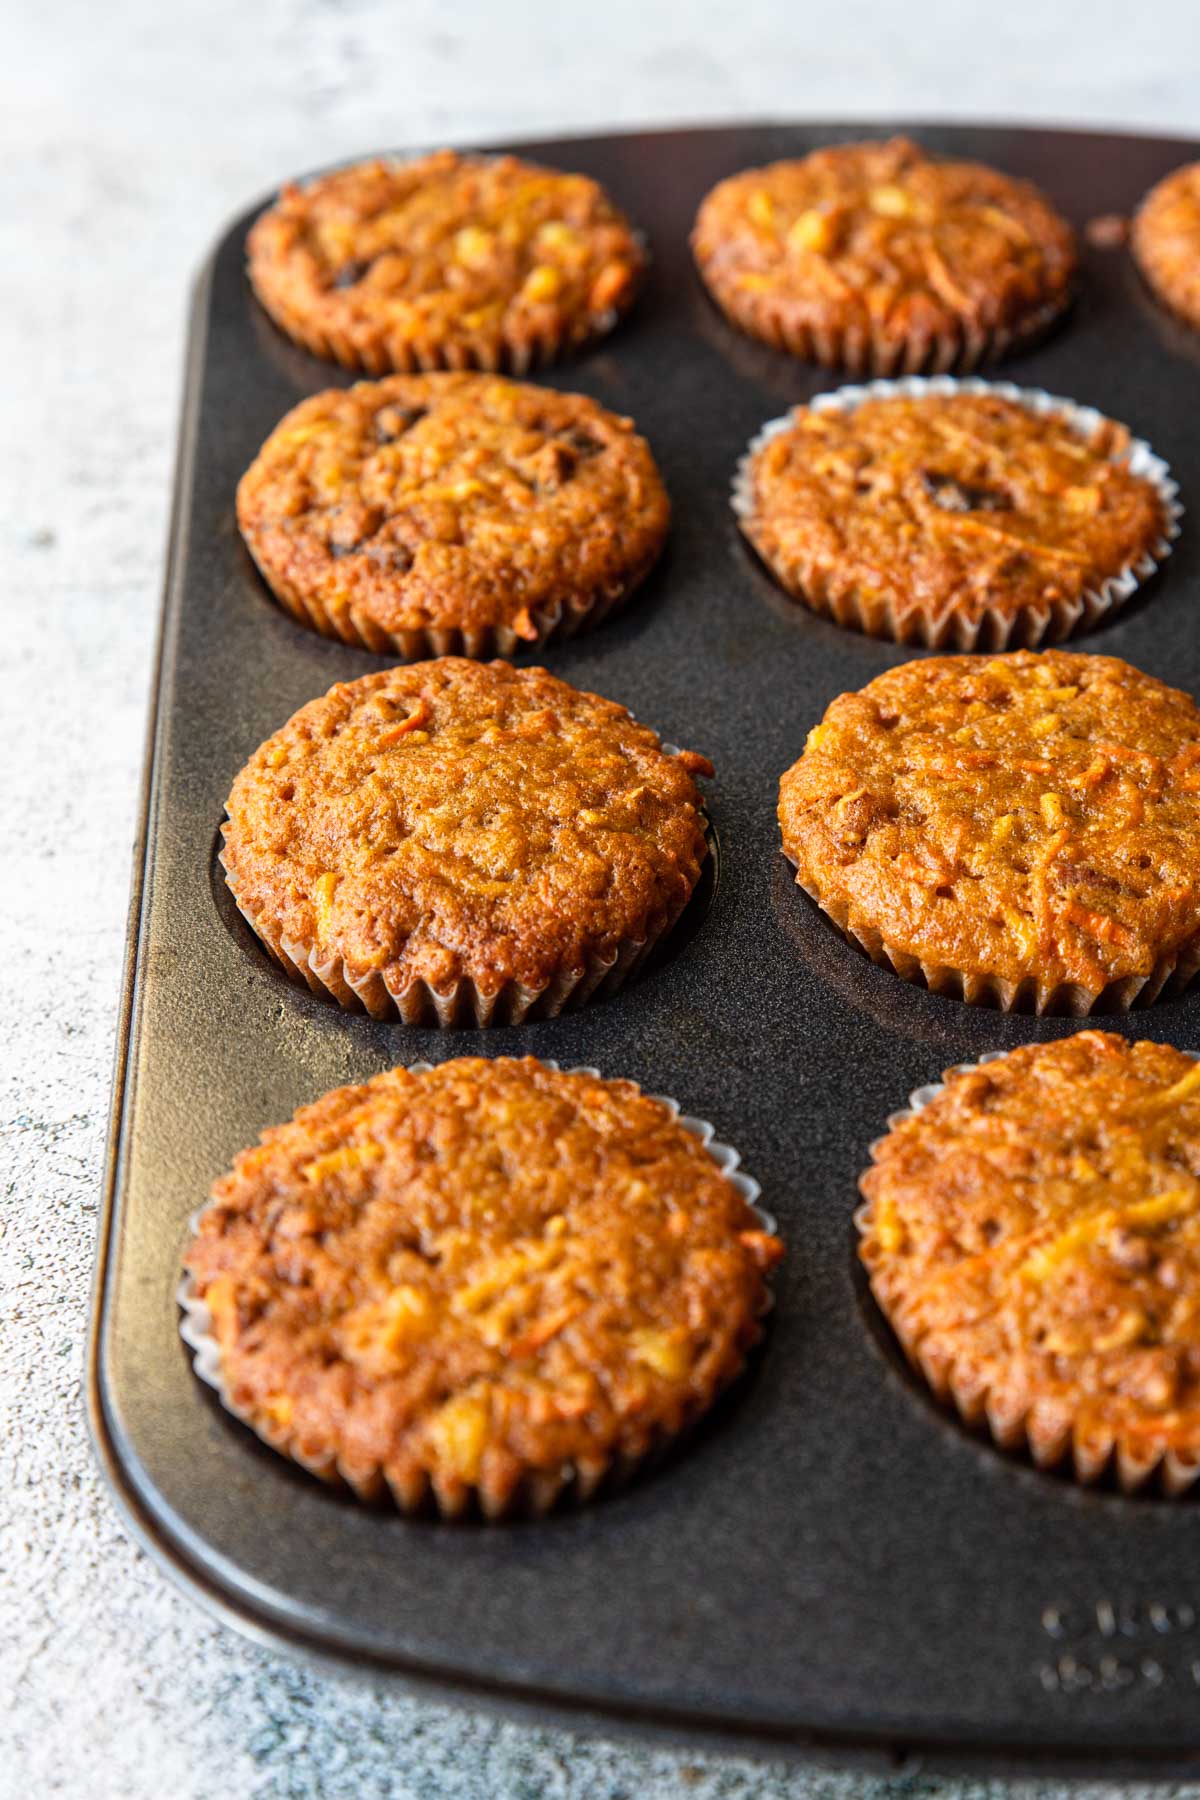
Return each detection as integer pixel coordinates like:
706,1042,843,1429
89,123,1200,1777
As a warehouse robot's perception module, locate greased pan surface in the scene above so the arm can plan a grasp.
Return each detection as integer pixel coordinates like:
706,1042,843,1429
89,124,1200,1773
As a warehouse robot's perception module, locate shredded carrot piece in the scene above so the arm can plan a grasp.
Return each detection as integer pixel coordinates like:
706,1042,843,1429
930,514,1091,564
1032,826,1072,951
920,241,973,313
377,696,431,746
506,1302,584,1359
1060,900,1133,949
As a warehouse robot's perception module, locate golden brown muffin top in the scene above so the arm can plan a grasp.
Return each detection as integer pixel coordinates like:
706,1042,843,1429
184,1057,782,1513
223,658,712,998
1132,160,1200,328
779,652,1200,997
236,374,669,638
248,151,644,365
859,1033,1200,1467
742,391,1168,631
693,138,1076,343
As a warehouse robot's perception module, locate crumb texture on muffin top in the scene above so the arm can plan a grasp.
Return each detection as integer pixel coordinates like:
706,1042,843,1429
237,373,669,644
779,651,1200,1001
184,1057,782,1514
742,390,1168,637
859,1032,1200,1484
1132,160,1200,330
693,138,1076,359
223,658,712,1000
247,151,644,370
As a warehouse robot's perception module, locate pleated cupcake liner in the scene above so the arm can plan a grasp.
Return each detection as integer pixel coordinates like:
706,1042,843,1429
708,283,1068,377
243,532,654,660
178,1066,778,1520
785,855,1200,1016
856,1050,1200,1496
733,376,1182,649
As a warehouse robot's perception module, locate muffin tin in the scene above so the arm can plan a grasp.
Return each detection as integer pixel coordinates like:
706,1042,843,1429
89,123,1200,1776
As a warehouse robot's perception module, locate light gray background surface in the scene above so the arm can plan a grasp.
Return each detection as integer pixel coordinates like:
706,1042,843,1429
5,2,1200,1793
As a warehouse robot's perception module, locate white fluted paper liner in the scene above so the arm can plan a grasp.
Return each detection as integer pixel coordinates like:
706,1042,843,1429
222,744,708,1027
179,1063,777,1518
855,1049,1200,1496
733,377,1182,649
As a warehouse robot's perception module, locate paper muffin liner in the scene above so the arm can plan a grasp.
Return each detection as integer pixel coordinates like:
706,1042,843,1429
222,748,708,1026
178,1065,778,1519
253,294,632,377
856,1051,1200,1496
733,377,1182,649
711,278,1067,377
783,852,1200,1017
245,536,656,660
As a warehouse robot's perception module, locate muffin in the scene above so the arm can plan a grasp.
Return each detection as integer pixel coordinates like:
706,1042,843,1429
236,373,670,657
247,151,645,373
181,1057,783,1517
222,658,712,1025
692,137,1076,373
858,1032,1200,1493
778,651,1200,1014
1132,160,1200,332
734,382,1176,648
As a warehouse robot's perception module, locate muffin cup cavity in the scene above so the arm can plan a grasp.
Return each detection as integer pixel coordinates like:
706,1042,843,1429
179,1067,777,1520
733,377,1182,650
856,1051,1200,1495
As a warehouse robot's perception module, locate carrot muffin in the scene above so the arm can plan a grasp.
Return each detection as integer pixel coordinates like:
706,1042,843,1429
858,1033,1200,1493
222,658,712,1025
181,1057,783,1516
692,138,1077,373
1132,160,1200,332
247,151,645,372
236,373,670,657
735,385,1174,648
779,651,1200,1014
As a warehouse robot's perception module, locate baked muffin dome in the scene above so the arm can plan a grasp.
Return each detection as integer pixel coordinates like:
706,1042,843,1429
222,658,713,1025
1132,160,1200,332
182,1057,783,1516
779,651,1200,1013
693,137,1076,373
736,385,1173,648
247,151,645,372
858,1033,1200,1493
236,373,670,658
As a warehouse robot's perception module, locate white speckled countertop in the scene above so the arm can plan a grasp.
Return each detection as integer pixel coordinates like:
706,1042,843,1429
5,1,1200,1792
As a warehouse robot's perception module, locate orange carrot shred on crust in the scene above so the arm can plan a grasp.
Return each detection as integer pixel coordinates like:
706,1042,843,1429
1059,900,1134,949
506,1303,584,1359
376,696,431,745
